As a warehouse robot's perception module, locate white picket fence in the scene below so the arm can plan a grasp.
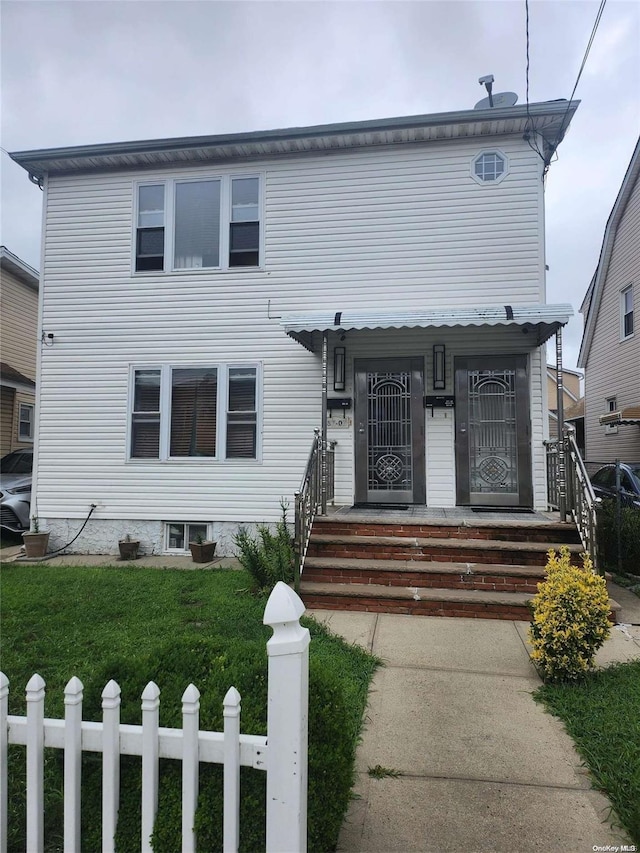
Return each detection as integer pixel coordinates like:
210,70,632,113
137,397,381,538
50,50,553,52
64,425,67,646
0,581,309,853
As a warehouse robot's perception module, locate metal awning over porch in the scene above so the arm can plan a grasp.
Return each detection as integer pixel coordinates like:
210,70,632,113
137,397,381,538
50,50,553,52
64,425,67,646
282,303,573,351
600,405,640,426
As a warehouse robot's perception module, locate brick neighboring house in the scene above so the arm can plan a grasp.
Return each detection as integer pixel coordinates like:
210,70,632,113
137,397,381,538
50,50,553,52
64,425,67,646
0,247,39,457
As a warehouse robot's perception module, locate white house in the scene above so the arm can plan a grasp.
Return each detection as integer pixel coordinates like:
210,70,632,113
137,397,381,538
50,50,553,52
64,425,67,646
11,99,577,556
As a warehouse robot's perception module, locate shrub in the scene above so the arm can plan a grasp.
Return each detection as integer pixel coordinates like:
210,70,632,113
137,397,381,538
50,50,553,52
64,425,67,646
596,498,640,574
529,547,611,683
234,502,294,591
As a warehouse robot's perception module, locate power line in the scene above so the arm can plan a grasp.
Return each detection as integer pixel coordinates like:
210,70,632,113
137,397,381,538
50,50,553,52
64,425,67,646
556,0,607,143
525,0,607,172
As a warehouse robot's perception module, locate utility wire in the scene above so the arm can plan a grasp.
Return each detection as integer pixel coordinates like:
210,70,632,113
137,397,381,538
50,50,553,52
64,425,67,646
525,0,607,172
524,0,544,161
556,0,607,143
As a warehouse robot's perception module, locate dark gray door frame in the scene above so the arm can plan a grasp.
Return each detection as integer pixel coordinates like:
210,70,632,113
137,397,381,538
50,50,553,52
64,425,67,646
455,355,533,507
354,357,426,505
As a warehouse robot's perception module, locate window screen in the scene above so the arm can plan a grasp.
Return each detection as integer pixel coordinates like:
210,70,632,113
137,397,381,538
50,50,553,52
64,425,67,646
174,180,221,269
226,367,257,458
131,370,161,457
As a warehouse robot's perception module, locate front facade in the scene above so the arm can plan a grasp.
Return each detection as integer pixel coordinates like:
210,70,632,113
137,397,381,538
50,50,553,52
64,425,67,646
12,100,576,555
0,247,39,457
579,137,640,463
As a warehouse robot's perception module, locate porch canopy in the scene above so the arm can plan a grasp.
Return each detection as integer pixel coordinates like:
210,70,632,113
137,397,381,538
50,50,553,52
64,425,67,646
600,405,640,426
281,304,573,351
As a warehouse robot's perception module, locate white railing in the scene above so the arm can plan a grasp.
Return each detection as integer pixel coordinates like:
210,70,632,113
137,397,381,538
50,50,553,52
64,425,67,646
0,582,309,853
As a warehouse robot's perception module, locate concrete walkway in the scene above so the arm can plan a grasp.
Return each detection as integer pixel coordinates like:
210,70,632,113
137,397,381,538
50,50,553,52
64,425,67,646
311,599,640,853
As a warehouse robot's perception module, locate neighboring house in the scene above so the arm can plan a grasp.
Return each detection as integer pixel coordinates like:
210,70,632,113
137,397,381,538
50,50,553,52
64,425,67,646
0,247,39,457
545,363,582,440
10,99,577,555
578,137,640,464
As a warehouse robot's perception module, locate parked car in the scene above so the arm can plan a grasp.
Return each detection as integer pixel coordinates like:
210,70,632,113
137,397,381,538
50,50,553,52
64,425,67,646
590,462,640,509
0,447,33,532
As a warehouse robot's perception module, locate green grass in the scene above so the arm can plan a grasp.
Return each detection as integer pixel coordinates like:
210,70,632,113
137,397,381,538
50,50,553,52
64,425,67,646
535,661,640,844
1,564,379,851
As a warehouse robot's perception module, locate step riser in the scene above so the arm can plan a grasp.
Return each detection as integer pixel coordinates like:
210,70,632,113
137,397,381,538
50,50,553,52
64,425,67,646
303,593,618,624
303,568,541,594
317,522,581,545
308,542,556,567
302,593,532,621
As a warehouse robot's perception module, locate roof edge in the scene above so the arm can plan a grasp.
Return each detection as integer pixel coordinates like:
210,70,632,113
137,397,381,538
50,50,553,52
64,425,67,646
0,246,39,289
10,99,579,178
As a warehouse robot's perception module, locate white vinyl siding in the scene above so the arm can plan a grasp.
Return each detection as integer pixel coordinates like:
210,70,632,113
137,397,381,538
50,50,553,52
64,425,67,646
35,135,547,522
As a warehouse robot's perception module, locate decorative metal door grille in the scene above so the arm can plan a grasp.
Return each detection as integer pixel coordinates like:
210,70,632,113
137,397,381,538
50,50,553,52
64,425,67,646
367,372,413,492
468,369,517,495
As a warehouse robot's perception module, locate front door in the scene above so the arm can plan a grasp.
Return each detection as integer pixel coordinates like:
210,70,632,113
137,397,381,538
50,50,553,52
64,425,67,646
455,356,533,507
354,358,425,505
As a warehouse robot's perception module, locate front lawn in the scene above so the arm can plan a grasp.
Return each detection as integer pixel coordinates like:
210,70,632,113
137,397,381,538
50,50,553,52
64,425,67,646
1,564,378,851
535,661,640,845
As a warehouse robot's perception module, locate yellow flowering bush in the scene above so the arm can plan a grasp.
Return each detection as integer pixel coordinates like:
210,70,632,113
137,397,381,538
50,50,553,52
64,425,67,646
529,546,611,683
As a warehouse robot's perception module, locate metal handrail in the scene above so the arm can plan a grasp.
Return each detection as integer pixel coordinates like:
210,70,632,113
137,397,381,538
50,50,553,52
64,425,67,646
546,427,600,572
293,430,335,590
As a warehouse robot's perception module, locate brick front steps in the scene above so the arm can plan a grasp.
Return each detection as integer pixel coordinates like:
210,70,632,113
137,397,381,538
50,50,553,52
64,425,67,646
299,582,533,620
299,514,616,621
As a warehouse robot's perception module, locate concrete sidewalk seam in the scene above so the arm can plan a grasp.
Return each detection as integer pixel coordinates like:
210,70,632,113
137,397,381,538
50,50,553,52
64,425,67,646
378,771,593,791
379,661,541,680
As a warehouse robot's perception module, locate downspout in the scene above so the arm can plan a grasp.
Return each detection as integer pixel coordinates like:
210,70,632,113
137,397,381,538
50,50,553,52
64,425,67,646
321,331,328,515
556,326,567,522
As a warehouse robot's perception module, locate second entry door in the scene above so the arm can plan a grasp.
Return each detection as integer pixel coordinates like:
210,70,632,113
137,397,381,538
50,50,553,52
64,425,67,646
354,358,425,505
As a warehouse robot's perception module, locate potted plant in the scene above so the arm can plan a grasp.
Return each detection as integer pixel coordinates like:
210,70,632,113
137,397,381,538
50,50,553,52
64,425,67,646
118,533,140,560
22,516,50,559
189,532,216,563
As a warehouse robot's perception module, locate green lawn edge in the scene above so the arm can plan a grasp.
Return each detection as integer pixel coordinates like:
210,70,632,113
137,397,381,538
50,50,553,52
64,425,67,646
534,660,640,845
1,564,380,851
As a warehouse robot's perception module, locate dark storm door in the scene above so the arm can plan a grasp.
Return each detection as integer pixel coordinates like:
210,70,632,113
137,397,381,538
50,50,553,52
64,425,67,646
455,356,533,507
354,358,425,505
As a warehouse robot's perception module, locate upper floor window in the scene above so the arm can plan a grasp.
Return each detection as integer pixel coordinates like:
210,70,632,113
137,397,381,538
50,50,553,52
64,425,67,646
621,285,634,339
18,403,34,441
129,363,260,461
135,175,262,273
471,151,507,184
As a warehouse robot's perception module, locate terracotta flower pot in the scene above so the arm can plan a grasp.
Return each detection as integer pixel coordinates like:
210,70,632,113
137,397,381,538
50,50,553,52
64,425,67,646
189,540,217,563
22,531,50,559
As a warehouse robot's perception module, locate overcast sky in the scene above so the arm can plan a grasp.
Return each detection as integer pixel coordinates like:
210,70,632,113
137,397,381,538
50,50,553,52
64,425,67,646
1,0,639,368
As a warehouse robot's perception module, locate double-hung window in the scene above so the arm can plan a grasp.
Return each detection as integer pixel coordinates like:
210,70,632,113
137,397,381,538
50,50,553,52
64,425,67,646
129,364,260,461
18,403,34,441
621,285,634,339
134,175,261,273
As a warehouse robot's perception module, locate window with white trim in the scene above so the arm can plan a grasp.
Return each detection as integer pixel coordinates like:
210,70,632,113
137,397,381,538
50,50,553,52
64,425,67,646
605,396,618,435
472,151,507,183
18,403,34,441
166,522,209,552
134,175,261,272
621,285,634,339
129,364,260,460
